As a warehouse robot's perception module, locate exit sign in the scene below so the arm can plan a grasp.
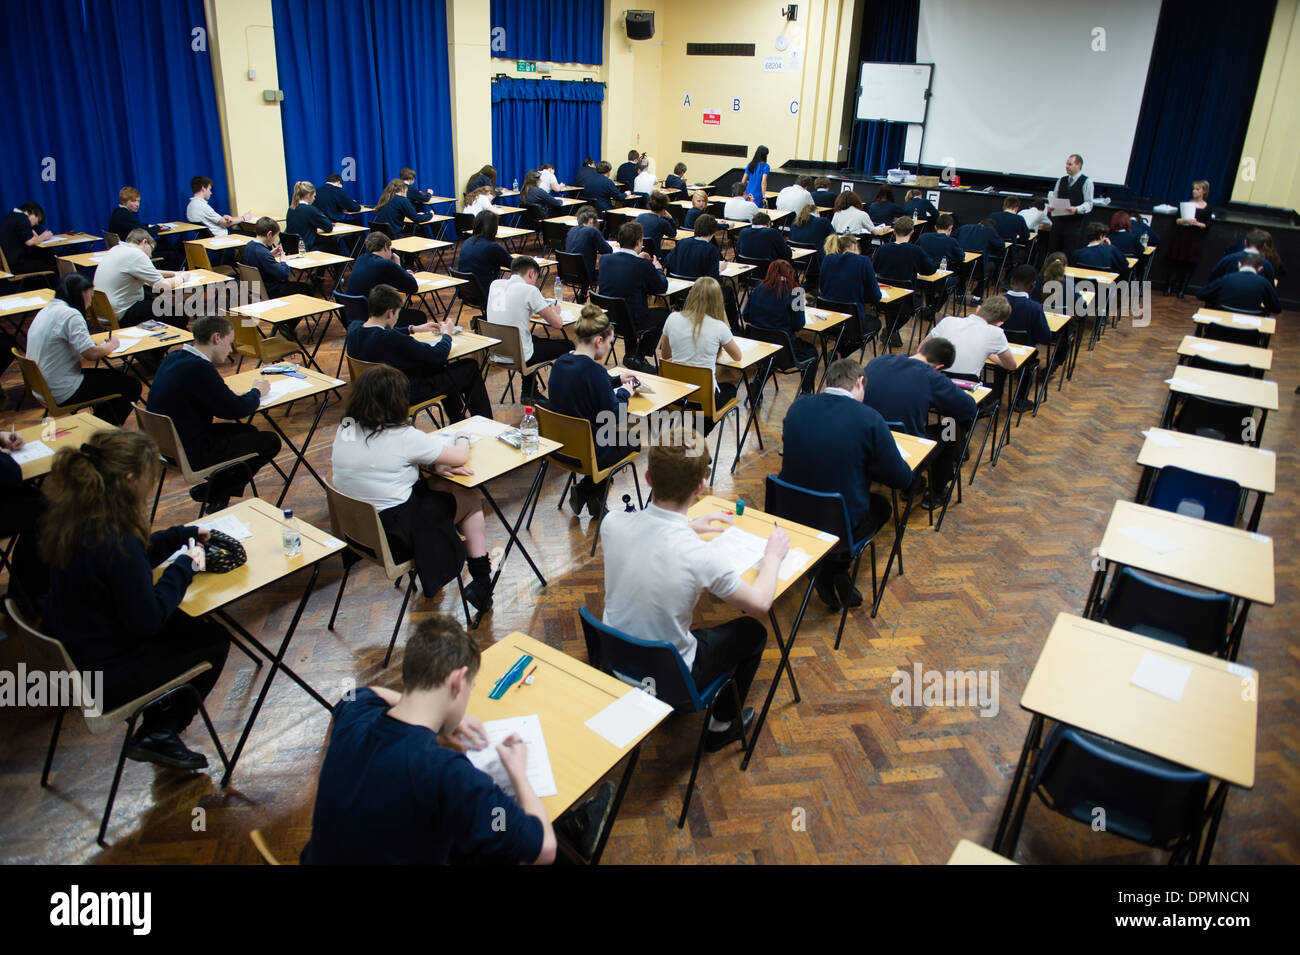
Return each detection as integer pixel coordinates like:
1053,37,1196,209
517,60,537,73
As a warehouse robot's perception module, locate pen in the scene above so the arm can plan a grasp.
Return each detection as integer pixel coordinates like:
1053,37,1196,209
159,334,180,342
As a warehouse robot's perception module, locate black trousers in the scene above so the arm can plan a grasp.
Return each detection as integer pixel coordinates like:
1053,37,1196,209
62,368,142,425
0,483,48,608
99,615,230,736
522,334,574,395
924,419,962,489
633,307,669,358
1048,217,1083,256
411,357,493,421
690,616,767,722
191,422,282,501
819,498,892,579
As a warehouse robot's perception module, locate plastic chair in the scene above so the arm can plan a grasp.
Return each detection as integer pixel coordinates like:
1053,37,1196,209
743,324,816,399
1099,567,1232,656
1030,722,1211,862
1147,465,1241,526
1172,396,1252,445
555,251,594,301
658,359,743,483
344,352,444,426
90,289,120,331
11,348,123,421
765,474,883,650
183,240,235,277
590,292,658,368
478,319,557,405
578,607,744,829
231,307,308,372
449,268,488,328
7,596,228,847
540,219,570,258
814,295,879,360
134,405,260,519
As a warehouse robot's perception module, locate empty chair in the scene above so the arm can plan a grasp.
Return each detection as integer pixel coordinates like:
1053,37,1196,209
1147,466,1241,526
1187,353,1264,380
1099,567,1232,656
449,267,488,327
814,295,879,360
183,240,235,277
1172,395,1252,445
555,250,594,302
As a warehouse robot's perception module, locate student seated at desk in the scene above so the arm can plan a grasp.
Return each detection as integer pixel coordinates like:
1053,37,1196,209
186,175,248,237
486,255,573,402
242,217,315,302
819,233,882,355
28,274,141,424
373,178,431,236
775,176,816,215
314,173,361,222
1106,210,1144,257
616,150,642,193
521,169,563,216
659,276,742,418
927,296,1017,377
347,285,493,421
331,366,493,611
872,216,936,284
462,186,495,217
863,337,976,510
664,214,721,280
581,161,624,212
1211,229,1281,283
456,210,513,300
831,192,887,236
723,182,760,223
780,358,911,610
664,162,689,195
602,431,786,748
538,163,562,193
400,167,433,207
633,158,657,196
916,213,963,276
285,181,334,252
635,191,677,259
903,188,938,223
301,615,554,865
868,185,905,229
1071,222,1127,273
683,190,711,229
464,164,499,197
811,178,837,209
573,157,598,189
990,197,1031,245
789,202,835,252
547,305,640,517
346,231,436,328
1004,265,1053,347
0,426,47,610
93,228,188,328
146,315,280,511
742,260,818,394
109,186,183,268
596,222,669,373
564,205,612,288
736,212,791,263
41,430,229,771
1019,200,1051,237
1197,253,1282,314
0,201,55,278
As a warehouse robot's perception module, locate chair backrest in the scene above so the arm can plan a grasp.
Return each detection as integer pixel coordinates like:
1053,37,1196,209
540,219,569,254
1172,395,1250,445
764,474,854,553
324,480,407,577
1100,566,1231,656
449,268,487,308
280,232,302,255
5,596,78,676
1202,323,1264,347
371,221,398,241
735,254,771,283
659,358,718,419
1004,328,1032,347
1032,724,1210,850
1187,354,1263,380
90,289,119,331
11,348,61,412
478,318,526,371
1147,465,1241,526
577,607,703,711
183,241,213,271
232,315,269,356
104,231,120,248
235,262,265,300
454,212,475,241
555,251,592,288
344,350,383,382
56,258,76,281
133,404,200,478
588,292,638,350
332,290,368,325
535,405,599,475
743,323,797,370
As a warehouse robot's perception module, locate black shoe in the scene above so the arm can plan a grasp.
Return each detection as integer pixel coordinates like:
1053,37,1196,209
625,355,654,374
125,729,208,771
889,332,904,347
919,492,943,512
464,578,494,614
833,572,863,608
813,572,841,611
586,490,609,521
704,707,755,752
1013,399,1034,414
556,781,615,861
567,481,591,517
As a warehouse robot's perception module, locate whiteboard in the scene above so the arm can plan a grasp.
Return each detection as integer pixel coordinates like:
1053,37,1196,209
856,62,932,125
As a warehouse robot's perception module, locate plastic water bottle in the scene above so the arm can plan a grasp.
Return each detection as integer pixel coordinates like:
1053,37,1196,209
939,257,948,272
282,508,301,557
553,276,563,304
512,177,519,192
1139,232,1149,250
520,406,539,457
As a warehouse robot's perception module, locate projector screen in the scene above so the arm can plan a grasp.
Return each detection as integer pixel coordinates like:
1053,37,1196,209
902,0,1162,184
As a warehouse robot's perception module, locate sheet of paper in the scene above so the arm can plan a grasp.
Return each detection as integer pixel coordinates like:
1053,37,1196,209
260,377,313,406
1179,201,1197,221
109,338,138,356
198,513,253,541
1184,339,1220,352
465,714,557,799
707,525,773,576
584,689,673,749
1130,652,1193,703
458,415,508,437
237,299,283,315
8,440,54,465
1233,315,1263,328
115,327,150,340
1140,429,1182,448
1,296,48,309
1048,197,1070,213
778,548,811,581
816,530,837,543
1166,377,1203,392
212,237,245,248
1118,524,1179,554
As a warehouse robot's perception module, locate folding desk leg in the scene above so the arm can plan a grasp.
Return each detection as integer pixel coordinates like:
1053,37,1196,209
1225,600,1251,662
992,713,1044,858
1247,493,1265,533
1158,392,1176,429
269,394,333,508
871,494,915,618
484,469,549,590
740,574,815,772
587,744,641,866
935,422,977,532
1082,565,1110,620
1197,782,1231,865
1134,465,1154,506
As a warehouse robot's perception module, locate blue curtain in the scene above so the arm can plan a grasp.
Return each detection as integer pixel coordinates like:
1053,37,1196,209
0,0,227,235
1125,0,1275,205
490,0,604,65
491,79,604,192
849,0,919,175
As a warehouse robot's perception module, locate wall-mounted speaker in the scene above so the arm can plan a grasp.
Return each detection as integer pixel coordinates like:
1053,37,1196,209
625,10,655,41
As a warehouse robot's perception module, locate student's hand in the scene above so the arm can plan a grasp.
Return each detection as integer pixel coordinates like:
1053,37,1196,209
220,214,234,226
1068,206,1077,214
690,510,734,535
638,251,652,260
434,463,474,478
619,372,639,386
253,376,272,396
181,542,206,572
196,528,211,543
763,526,791,563
497,733,529,777
413,321,437,333
438,316,457,336
272,244,285,259
104,335,121,353
452,713,489,750
0,430,24,451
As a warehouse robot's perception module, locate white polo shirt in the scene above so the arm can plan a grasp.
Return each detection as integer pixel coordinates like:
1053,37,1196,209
775,185,814,214
486,274,548,362
930,313,1010,377
331,420,448,511
92,242,164,319
633,171,657,195
186,195,226,236
26,299,95,403
723,196,759,222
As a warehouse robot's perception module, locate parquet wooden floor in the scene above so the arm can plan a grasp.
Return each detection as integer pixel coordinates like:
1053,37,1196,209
0,274,1294,865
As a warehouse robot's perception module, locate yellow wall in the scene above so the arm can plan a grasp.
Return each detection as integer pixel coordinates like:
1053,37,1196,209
205,0,288,215
447,0,494,197
1233,0,1300,211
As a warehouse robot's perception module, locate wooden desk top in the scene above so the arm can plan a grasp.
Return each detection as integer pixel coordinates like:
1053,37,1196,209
485,205,521,217
1064,265,1117,283
1098,500,1274,605
916,269,953,282
1126,256,1138,269
663,277,694,297
802,306,852,333
609,366,699,415
1193,308,1275,336
176,498,345,617
226,365,345,410
282,250,352,270
391,236,453,254
496,226,534,240
170,269,232,290
468,632,670,818
230,293,340,324
987,343,1036,369
947,839,1016,865
156,222,205,237
431,415,560,488
58,250,112,269
891,430,938,469
404,214,453,226
717,336,781,370
554,197,585,207
1177,335,1272,370
93,325,193,358
963,251,981,263
318,223,367,237
412,271,466,293
420,195,457,206
1021,613,1257,788
15,412,115,480
0,271,11,281
719,262,754,279
689,494,836,599
1045,311,1071,334
188,234,248,251
879,284,913,304
0,289,54,317
36,232,98,249
1137,428,1275,495
1168,365,1278,411
551,185,583,194
412,328,500,361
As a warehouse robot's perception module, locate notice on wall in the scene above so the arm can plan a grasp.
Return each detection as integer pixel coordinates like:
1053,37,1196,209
703,112,721,126
763,56,784,72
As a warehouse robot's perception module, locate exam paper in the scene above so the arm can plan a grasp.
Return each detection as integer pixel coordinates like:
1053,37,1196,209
8,441,53,465
237,299,282,315
1,295,48,309
457,416,508,437
1184,339,1220,352
1130,652,1193,703
465,714,558,799
260,377,313,406
1140,429,1182,448
585,689,673,749
1179,201,1197,221
1118,525,1179,554
1233,316,1263,328
198,513,253,541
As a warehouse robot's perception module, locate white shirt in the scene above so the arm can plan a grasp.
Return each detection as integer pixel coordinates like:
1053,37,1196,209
662,310,733,393
464,193,493,215
331,421,448,512
1020,207,1050,232
930,314,1010,376
92,243,164,319
832,207,878,234
633,171,657,195
775,185,814,215
26,299,95,404
186,195,226,235
600,504,742,669
539,168,560,193
486,274,548,362
724,196,759,222
1047,174,1094,217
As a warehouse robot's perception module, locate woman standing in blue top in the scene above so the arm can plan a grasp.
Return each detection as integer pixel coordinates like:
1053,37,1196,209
741,145,770,208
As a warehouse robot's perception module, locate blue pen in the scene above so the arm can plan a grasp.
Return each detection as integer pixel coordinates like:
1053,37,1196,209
489,654,533,700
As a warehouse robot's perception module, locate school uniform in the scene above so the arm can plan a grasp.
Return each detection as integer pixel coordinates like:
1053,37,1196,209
1130,218,1159,249
1003,291,1053,346
1197,270,1281,314
456,236,512,300
916,232,962,271
539,168,561,193
405,183,433,207
742,284,818,392
372,195,430,235
548,351,636,496
1071,242,1127,273
635,212,676,259
735,225,791,263
683,207,707,229
345,252,424,327
486,274,574,396
774,186,814,215
315,182,361,221
871,241,936,284
1209,250,1276,283
812,188,838,208
723,196,760,222
466,174,497,195
345,321,493,419
582,175,623,212
27,298,141,423
1107,229,1142,256
664,236,720,280
91,243,173,328
615,162,639,191
285,203,334,252
0,452,46,607
664,174,688,194
573,164,598,188
525,187,563,216
868,201,905,228
632,171,657,195
789,215,835,250
108,205,161,243
831,207,877,234
990,210,1030,244
564,225,612,282
956,223,1004,292
0,210,53,275
186,195,228,236
819,252,882,342
596,249,669,354
903,197,938,222
930,314,1009,377
242,240,313,299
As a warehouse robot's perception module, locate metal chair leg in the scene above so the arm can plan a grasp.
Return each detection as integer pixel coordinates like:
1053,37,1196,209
40,708,65,786
382,573,417,668
327,558,353,629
